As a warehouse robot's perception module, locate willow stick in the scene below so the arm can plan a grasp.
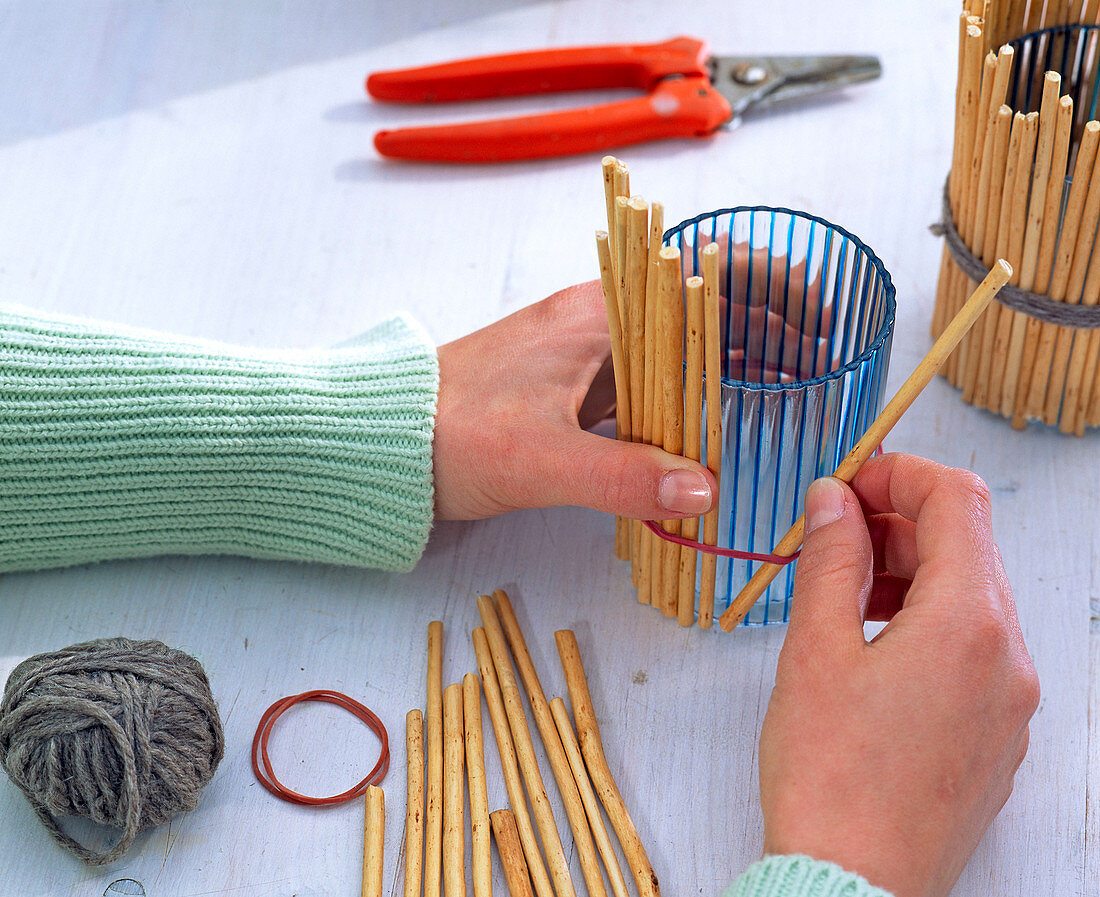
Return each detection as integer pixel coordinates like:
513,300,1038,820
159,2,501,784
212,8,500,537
1066,273,1100,433
597,233,631,561
463,674,492,897
1078,331,1100,431
698,243,723,628
1022,93,1075,422
405,710,425,897
362,785,386,897
626,198,650,574
548,698,630,897
950,13,973,211
638,202,665,606
967,104,1013,406
614,196,630,325
677,275,705,627
476,598,577,897
721,261,1013,631
473,628,555,897
962,51,999,247
970,47,1014,254
988,112,1038,412
658,246,685,618
426,621,445,897
491,810,535,897
955,24,987,229
1009,72,1062,427
1053,126,1100,429
555,631,659,897
443,682,466,897
1045,122,1100,427
602,157,620,268
491,591,607,897
980,110,1028,408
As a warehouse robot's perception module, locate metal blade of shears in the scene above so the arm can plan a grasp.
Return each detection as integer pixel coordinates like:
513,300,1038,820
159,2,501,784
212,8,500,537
705,54,881,120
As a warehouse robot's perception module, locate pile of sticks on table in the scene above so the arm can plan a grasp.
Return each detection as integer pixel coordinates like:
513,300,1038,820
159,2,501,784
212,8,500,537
936,2,1100,433
598,157,725,627
401,591,659,897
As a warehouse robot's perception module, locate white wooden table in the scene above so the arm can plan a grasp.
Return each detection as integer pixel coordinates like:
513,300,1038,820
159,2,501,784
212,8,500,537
0,2,1095,895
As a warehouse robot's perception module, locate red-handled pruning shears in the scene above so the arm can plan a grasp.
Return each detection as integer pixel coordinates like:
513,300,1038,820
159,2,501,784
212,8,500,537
365,36,880,163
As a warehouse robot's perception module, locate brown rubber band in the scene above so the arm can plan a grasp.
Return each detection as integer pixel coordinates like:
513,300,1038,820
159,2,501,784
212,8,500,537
251,689,390,806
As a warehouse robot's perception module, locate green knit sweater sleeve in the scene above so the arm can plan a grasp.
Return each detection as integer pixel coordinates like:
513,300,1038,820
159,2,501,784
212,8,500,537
723,856,895,897
0,305,438,573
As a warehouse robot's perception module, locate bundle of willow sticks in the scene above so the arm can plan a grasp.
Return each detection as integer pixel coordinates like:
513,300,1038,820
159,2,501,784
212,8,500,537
936,0,1100,433
596,158,725,628
405,594,659,897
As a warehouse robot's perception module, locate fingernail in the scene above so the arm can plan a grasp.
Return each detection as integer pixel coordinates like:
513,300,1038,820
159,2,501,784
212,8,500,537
658,469,712,515
805,477,846,534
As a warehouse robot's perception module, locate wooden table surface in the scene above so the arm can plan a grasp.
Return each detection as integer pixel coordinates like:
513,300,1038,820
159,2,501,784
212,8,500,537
0,2,1095,895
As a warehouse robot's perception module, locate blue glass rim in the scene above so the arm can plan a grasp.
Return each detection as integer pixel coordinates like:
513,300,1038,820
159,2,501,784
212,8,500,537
664,205,897,393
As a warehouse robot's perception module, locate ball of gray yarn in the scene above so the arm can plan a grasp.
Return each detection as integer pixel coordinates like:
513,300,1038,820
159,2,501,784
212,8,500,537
0,637,224,866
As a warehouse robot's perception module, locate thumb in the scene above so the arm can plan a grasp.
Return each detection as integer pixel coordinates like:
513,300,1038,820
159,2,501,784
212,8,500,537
787,477,873,650
544,431,716,519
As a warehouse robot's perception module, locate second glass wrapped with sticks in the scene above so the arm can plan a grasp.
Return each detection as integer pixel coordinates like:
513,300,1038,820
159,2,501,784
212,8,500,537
598,158,895,630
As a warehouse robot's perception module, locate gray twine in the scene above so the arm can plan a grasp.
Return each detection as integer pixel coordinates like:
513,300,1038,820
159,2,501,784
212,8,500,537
933,177,1100,328
0,637,224,866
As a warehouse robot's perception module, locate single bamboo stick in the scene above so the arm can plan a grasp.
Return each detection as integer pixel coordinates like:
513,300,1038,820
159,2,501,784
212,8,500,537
988,112,1038,412
1009,72,1062,427
476,597,577,897
491,810,535,897
426,621,445,897
658,246,685,618
638,202,665,606
362,785,386,897
463,674,492,897
720,260,1013,631
549,697,631,897
677,275,705,626
967,104,1013,406
698,243,723,629
597,233,631,561
443,682,466,897
554,631,659,897
627,198,650,574
491,591,607,897
405,710,425,897
1023,93,1076,421
473,628,555,897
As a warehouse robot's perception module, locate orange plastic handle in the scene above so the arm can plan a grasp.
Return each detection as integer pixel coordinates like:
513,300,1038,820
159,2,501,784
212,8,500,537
373,77,732,162
366,36,709,102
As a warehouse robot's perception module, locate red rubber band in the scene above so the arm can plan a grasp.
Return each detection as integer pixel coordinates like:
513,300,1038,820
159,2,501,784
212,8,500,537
642,448,886,565
642,519,800,565
251,689,390,806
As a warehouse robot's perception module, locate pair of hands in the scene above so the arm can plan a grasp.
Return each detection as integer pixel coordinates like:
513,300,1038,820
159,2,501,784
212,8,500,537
434,283,1039,897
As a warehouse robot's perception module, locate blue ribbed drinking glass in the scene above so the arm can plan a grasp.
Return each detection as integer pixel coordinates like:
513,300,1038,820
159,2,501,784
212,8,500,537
665,207,896,625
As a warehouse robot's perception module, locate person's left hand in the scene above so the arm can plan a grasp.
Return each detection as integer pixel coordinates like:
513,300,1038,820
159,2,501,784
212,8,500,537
433,281,717,520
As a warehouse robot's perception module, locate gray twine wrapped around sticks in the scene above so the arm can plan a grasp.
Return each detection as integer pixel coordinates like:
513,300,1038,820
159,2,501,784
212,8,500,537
0,637,224,865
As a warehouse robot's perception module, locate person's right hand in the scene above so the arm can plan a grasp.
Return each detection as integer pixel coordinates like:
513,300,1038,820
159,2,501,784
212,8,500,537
757,453,1039,897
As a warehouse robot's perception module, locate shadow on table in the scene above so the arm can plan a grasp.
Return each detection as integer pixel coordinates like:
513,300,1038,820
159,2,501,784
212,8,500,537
0,0,540,147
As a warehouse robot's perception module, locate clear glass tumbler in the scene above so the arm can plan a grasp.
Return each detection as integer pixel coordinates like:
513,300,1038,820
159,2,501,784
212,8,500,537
666,207,896,625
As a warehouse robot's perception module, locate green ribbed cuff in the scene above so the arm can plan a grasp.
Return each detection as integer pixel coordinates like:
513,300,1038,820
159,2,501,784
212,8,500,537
0,306,439,572
722,856,895,897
